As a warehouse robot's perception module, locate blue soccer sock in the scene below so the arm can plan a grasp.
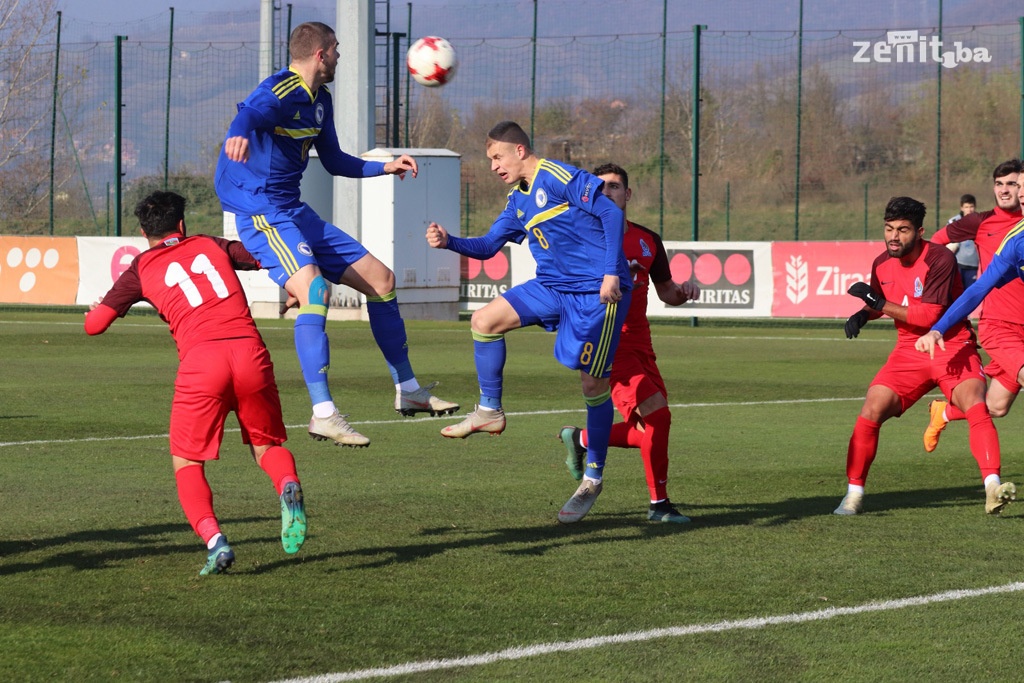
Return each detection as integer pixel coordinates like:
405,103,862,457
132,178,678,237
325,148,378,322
295,306,332,408
367,292,414,384
583,390,613,480
473,331,505,411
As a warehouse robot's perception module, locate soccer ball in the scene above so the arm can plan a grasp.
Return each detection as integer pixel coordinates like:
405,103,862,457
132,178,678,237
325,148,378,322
407,36,457,87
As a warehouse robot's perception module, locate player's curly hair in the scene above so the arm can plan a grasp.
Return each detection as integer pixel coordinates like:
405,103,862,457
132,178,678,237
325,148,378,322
884,196,926,228
134,191,186,238
290,22,335,61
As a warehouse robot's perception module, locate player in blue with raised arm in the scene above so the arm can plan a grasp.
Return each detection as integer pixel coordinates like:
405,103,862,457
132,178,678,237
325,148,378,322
425,120,631,523
215,21,458,449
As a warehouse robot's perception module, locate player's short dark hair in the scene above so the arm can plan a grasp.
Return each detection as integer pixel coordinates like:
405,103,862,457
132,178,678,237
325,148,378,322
959,193,976,205
487,121,532,150
884,196,926,228
290,21,335,61
593,163,629,189
992,158,1023,180
134,191,186,238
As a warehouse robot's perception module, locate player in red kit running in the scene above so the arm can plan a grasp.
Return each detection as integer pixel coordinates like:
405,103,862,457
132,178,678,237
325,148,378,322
837,196,1013,516
85,191,307,575
558,163,699,523
922,159,1023,451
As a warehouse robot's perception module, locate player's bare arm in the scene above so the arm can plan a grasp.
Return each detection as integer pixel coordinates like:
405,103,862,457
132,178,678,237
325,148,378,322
654,279,700,306
600,274,622,304
384,154,418,180
425,222,449,248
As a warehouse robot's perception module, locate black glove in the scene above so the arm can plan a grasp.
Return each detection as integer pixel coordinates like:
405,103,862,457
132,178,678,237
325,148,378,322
848,282,886,311
845,310,870,339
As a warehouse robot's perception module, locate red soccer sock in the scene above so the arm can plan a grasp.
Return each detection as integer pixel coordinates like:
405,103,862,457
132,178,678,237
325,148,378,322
945,403,967,421
845,416,881,486
174,464,220,544
640,406,672,502
965,403,1001,480
258,445,300,495
582,422,642,450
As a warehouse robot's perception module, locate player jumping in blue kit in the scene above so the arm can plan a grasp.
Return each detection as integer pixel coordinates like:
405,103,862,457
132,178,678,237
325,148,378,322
215,21,458,448
425,121,631,523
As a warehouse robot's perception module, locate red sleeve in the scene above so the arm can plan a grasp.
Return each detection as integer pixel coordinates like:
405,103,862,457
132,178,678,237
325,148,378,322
905,301,945,328
944,211,987,243
84,303,119,335
647,232,671,284
208,235,261,271
931,227,951,245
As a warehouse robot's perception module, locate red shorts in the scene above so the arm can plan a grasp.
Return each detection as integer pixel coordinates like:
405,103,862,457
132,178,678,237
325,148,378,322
870,341,985,415
169,341,287,461
609,345,667,422
978,319,1024,394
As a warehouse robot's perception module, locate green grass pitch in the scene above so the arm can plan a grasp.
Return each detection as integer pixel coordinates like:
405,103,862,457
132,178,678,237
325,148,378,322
3,311,1024,682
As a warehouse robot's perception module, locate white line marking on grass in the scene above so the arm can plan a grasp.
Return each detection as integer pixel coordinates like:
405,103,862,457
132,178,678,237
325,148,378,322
0,397,865,448
270,581,1024,683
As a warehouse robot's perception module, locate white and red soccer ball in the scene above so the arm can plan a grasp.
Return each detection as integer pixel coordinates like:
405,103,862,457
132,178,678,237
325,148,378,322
406,36,457,87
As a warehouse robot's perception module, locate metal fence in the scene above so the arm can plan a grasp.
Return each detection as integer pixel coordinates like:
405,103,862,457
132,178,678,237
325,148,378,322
7,1,1024,241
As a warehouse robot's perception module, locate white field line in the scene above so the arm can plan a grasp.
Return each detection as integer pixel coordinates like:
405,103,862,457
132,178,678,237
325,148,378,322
0,396,864,448
268,581,1024,682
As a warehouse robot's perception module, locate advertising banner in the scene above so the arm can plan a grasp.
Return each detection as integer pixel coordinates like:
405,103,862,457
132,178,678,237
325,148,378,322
75,236,150,306
0,236,79,305
771,241,880,318
649,241,773,318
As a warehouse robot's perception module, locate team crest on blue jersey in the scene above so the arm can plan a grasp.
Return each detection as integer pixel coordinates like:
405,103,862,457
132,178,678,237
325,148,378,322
298,242,313,257
914,277,923,298
535,188,548,208
639,238,652,258
315,102,324,125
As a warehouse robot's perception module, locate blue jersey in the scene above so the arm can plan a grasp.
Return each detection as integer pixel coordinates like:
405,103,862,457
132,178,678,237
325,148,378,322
934,218,1024,335
446,159,629,293
215,67,385,216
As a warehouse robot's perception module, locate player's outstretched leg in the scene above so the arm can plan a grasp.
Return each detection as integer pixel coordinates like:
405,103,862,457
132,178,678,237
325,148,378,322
280,481,307,554
200,534,235,576
396,381,460,417
559,426,585,481
985,481,1017,515
923,399,948,452
558,478,603,523
309,411,370,447
441,405,505,438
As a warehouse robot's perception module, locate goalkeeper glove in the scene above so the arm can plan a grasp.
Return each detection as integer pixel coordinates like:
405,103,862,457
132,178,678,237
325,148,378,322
848,282,886,311
844,310,870,339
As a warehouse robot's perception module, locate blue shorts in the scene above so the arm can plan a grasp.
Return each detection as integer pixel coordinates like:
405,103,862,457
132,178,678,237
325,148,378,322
502,279,630,378
233,203,369,287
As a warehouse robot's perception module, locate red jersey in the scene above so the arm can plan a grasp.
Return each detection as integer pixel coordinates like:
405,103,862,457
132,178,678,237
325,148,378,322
934,206,1024,324
618,221,671,351
868,240,972,347
89,234,263,359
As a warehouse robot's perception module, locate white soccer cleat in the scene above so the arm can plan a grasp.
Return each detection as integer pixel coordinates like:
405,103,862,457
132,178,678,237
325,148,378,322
396,382,460,417
985,481,1016,515
308,411,370,448
440,405,505,438
558,479,603,523
833,490,864,516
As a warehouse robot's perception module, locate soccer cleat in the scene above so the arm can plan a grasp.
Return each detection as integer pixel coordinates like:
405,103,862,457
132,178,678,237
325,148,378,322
440,405,505,438
558,478,603,523
308,411,370,448
199,535,235,576
923,399,948,453
559,426,586,481
396,382,460,417
280,481,307,555
985,481,1017,515
833,490,864,516
648,500,691,524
